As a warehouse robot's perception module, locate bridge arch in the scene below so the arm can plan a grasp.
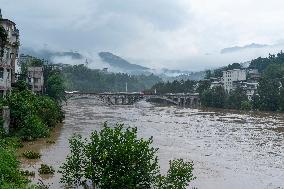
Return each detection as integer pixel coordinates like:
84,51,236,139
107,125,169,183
65,92,199,107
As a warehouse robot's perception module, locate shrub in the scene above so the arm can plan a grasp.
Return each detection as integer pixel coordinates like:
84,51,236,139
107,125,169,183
60,123,196,189
35,96,64,128
46,140,55,144
156,159,196,189
3,89,62,141
22,151,41,159
0,137,23,149
20,170,35,177
38,164,55,175
241,101,253,111
17,115,49,141
0,146,28,188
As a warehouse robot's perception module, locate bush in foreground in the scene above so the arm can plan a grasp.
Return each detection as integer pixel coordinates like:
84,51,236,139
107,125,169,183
60,123,196,189
0,146,29,188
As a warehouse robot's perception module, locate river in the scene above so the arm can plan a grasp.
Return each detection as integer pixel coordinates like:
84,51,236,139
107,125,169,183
19,99,284,189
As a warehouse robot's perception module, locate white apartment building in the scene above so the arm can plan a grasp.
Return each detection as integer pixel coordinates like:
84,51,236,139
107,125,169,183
27,67,44,93
0,10,20,97
222,69,246,93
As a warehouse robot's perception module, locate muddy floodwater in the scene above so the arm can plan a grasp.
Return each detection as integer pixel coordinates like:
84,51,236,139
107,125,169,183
19,99,284,189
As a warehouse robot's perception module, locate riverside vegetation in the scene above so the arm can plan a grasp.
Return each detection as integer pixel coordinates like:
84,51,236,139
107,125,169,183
0,57,65,188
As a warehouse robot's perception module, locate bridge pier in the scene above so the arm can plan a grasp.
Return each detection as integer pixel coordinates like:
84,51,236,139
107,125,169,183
65,92,200,107
122,97,126,105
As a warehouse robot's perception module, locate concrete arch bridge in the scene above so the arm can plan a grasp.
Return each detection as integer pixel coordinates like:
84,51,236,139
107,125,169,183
65,92,200,107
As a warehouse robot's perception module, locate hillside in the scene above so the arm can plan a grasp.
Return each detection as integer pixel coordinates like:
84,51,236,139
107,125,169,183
98,52,149,71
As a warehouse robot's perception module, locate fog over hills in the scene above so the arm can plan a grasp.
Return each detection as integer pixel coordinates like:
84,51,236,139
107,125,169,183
20,47,204,80
98,52,149,72
221,43,269,54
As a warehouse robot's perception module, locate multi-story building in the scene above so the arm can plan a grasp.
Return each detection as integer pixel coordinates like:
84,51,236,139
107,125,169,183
0,9,20,97
222,69,246,93
27,67,44,93
209,77,222,89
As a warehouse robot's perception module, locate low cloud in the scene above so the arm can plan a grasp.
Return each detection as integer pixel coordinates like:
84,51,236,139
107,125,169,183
2,0,284,71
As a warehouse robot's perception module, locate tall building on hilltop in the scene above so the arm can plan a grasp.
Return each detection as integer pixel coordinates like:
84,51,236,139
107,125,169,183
0,9,20,96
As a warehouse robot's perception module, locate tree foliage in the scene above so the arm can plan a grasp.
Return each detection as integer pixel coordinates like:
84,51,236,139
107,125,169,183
45,69,66,102
151,80,196,94
257,77,280,111
201,86,226,108
2,87,63,141
226,86,248,109
249,51,284,72
62,64,162,93
205,63,242,79
60,123,195,189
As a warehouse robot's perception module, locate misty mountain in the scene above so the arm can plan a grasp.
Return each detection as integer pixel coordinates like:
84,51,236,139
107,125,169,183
221,43,268,54
20,47,83,62
98,52,149,71
20,47,204,80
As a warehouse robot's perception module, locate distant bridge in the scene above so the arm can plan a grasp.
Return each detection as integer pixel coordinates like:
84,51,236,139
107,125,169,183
65,92,200,107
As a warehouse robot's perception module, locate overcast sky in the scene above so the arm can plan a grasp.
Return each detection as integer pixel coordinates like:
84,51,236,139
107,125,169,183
2,0,284,71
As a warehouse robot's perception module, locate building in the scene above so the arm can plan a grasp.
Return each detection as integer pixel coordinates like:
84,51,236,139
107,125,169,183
0,9,20,97
247,69,261,81
209,77,223,89
27,67,44,93
246,82,258,100
222,69,246,93
210,81,223,89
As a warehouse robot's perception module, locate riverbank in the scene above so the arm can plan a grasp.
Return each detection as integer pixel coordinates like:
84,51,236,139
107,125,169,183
16,123,63,187
18,99,284,189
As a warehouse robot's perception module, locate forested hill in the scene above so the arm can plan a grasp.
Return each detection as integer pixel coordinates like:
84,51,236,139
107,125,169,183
62,64,162,93
99,52,149,71
249,51,284,72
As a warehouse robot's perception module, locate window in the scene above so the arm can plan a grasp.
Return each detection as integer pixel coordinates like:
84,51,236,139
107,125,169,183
34,78,39,83
0,68,4,79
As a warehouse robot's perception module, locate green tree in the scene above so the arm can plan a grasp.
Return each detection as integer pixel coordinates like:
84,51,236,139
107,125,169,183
201,86,226,108
60,123,195,189
226,86,248,109
205,70,212,79
0,143,29,188
46,71,66,102
279,87,284,111
240,101,252,111
200,89,213,107
258,77,280,111
3,89,63,140
196,80,210,96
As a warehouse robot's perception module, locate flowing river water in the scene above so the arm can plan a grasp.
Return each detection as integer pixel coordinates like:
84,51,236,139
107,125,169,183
19,99,284,189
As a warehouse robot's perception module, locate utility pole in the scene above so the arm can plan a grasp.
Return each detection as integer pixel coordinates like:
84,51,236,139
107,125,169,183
125,82,128,93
